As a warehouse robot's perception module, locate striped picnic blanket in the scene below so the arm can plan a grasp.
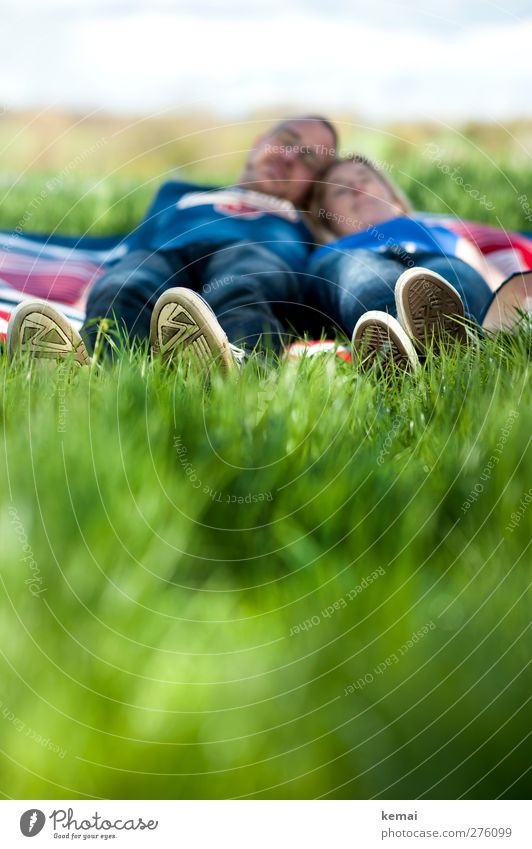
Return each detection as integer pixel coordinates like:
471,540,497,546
1,207,531,342
0,230,127,340
430,215,532,282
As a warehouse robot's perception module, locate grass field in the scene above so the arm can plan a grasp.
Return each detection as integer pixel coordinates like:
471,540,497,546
0,114,531,799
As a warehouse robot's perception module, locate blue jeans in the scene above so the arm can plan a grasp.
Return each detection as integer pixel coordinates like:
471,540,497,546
303,248,494,339
82,241,302,353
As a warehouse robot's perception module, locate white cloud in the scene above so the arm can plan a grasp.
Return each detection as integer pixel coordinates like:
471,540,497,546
0,7,531,121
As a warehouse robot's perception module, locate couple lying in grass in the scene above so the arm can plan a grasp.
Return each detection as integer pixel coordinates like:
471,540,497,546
6,114,507,374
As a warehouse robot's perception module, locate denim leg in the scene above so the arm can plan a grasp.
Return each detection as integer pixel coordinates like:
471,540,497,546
200,242,304,352
82,249,189,351
304,248,493,337
304,248,405,338
413,254,493,324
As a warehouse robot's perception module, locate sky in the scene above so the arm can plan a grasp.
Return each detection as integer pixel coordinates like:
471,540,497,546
1,0,531,120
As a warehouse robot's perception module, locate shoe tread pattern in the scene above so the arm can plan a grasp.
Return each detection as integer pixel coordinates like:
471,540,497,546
357,323,410,369
155,302,226,370
407,278,466,348
16,311,89,366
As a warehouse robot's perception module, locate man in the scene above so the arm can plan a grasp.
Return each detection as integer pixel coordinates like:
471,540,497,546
7,117,337,372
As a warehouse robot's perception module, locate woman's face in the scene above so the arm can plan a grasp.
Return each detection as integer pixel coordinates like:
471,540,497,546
320,161,404,238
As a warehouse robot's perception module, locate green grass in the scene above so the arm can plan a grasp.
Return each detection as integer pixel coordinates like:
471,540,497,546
0,134,531,237
0,160,531,799
1,331,530,799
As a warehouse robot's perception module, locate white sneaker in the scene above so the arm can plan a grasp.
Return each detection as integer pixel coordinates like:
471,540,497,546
395,267,468,351
352,310,419,372
7,300,91,367
150,287,245,374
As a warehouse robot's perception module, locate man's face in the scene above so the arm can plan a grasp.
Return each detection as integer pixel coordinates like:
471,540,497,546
239,119,336,205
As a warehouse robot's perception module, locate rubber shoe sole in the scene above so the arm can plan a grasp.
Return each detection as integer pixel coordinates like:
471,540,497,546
6,300,90,367
352,310,419,372
395,267,467,351
150,287,236,374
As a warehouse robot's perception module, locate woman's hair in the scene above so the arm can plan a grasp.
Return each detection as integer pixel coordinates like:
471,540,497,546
312,153,413,224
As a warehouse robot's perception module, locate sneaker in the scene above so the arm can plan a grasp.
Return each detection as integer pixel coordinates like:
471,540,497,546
395,267,468,351
6,300,90,367
150,287,245,374
352,310,419,372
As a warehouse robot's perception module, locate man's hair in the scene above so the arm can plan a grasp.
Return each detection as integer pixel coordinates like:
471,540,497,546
300,115,338,149
275,115,338,151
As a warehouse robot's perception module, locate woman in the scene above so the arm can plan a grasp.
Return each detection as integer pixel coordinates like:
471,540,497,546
302,155,495,368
